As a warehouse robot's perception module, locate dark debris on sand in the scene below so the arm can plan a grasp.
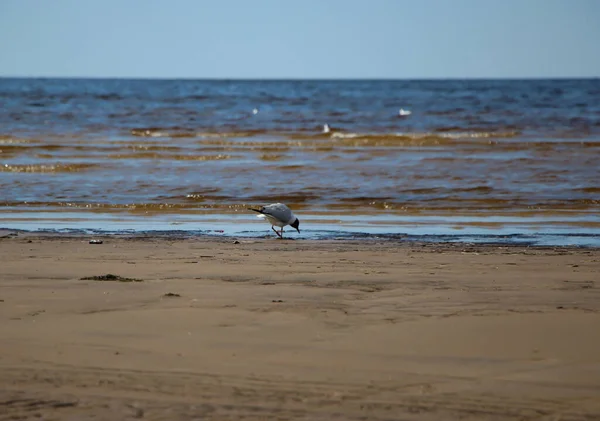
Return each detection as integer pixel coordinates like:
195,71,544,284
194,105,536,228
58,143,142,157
80,274,143,283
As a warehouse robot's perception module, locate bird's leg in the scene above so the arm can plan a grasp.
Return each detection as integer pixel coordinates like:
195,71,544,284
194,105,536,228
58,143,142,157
271,226,282,239
280,227,284,239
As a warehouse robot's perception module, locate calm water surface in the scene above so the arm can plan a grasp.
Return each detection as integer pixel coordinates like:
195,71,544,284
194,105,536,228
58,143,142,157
1,78,599,244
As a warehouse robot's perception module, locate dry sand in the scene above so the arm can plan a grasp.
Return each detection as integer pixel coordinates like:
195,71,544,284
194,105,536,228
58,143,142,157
1,233,599,420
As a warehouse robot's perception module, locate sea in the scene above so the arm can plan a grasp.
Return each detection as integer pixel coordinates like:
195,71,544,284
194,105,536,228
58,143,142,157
1,78,599,246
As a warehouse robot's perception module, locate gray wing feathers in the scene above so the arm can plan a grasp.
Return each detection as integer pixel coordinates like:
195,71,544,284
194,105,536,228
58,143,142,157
262,203,295,225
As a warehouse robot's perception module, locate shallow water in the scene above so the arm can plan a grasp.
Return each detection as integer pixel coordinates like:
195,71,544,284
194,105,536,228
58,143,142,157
1,78,599,245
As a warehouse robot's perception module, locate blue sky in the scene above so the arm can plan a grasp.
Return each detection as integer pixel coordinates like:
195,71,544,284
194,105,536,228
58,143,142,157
1,0,598,78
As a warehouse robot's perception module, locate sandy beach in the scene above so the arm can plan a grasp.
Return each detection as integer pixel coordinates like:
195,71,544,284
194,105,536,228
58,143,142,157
1,233,599,420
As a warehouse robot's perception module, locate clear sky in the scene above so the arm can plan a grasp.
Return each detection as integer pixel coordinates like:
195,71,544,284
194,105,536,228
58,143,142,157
1,0,598,79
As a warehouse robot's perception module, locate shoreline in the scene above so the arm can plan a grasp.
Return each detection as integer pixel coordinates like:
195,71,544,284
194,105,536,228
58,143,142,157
2,235,600,419
2,226,600,249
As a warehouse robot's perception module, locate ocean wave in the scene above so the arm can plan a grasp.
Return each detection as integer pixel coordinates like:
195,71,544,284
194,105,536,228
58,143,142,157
130,127,269,138
0,163,100,173
105,153,233,161
0,136,32,145
130,127,196,138
127,126,524,142
331,131,519,140
0,143,66,153
2,198,598,214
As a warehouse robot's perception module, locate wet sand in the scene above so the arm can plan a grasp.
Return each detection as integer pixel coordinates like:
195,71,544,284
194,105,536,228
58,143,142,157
1,233,599,420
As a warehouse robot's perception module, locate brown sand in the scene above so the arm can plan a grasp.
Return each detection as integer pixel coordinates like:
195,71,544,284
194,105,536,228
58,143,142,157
1,233,599,420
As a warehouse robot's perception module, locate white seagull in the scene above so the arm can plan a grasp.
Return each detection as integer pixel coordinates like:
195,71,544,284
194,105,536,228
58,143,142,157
248,203,300,239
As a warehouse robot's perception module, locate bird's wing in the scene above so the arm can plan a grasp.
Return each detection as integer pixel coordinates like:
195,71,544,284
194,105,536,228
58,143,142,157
262,203,292,224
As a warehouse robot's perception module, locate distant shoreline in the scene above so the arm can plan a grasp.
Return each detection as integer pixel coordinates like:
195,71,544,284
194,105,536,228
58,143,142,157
1,76,599,81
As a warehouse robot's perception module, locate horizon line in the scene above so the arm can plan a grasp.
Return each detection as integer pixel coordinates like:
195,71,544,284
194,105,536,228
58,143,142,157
1,75,598,81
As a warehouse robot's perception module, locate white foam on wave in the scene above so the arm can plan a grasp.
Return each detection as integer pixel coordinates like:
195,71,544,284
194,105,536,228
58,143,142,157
0,137,32,145
330,131,513,140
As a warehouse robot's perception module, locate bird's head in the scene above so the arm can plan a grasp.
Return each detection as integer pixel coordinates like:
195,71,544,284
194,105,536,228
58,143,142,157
290,218,300,233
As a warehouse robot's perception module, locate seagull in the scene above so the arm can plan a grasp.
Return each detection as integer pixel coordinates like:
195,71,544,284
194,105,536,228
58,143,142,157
398,108,412,116
323,124,330,134
248,203,300,239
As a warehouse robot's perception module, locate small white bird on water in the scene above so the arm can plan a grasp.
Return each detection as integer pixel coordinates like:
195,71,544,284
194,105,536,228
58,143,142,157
248,203,300,239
